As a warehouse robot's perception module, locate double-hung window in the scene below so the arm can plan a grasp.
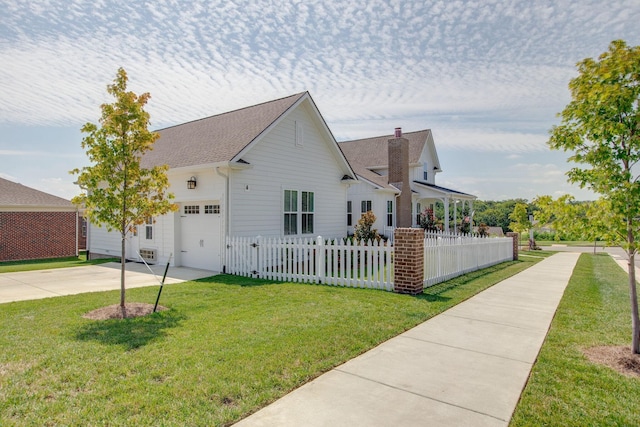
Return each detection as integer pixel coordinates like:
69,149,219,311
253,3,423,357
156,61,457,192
301,191,314,234
284,190,298,235
347,201,352,226
284,190,314,235
387,200,393,227
145,216,153,240
361,200,372,215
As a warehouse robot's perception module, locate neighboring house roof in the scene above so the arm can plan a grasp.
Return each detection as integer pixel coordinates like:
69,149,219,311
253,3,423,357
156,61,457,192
141,92,356,181
0,177,75,210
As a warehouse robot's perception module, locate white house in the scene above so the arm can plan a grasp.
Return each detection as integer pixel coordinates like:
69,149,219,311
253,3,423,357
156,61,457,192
338,129,476,238
88,92,357,272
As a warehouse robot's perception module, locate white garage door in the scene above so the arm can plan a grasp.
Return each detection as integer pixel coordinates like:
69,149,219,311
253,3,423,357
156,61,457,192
180,201,221,271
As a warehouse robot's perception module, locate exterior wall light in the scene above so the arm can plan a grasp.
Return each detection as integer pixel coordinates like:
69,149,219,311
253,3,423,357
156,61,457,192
187,176,197,189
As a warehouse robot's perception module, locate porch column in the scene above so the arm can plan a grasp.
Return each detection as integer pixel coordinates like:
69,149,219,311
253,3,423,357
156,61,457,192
443,197,450,232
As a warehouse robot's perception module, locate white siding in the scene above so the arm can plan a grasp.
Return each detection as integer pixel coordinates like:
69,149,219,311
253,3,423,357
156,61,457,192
88,224,122,258
228,104,348,238
346,181,395,239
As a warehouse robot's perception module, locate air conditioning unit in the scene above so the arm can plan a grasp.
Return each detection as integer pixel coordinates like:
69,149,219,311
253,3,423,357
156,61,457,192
139,248,157,264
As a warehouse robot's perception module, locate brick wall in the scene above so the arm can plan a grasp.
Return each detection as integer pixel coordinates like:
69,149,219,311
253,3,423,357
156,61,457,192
393,228,424,294
0,211,77,261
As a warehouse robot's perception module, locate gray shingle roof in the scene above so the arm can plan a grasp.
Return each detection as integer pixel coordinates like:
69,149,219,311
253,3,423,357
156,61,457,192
0,177,74,207
337,130,432,190
142,92,307,169
338,130,431,169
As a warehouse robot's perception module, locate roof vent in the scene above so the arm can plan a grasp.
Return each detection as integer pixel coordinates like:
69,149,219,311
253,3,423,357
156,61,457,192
394,127,402,138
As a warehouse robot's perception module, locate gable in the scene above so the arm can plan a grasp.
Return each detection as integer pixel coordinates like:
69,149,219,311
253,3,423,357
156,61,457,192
141,93,306,169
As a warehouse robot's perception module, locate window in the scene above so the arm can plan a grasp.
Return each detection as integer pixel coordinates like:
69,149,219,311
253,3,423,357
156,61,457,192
205,204,220,214
284,189,298,235
284,190,315,235
301,191,314,234
387,200,393,227
416,202,422,226
423,163,428,181
184,205,199,214
347,201,352,226
361,200,372,214
145,216,153,240
81,217,87,237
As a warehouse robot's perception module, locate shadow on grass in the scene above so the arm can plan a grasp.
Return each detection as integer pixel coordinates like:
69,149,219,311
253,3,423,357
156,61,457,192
195,273,287,287
417,260,522,302
74,310,186,351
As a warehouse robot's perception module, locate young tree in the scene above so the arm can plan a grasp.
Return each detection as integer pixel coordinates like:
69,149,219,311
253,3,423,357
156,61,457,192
549,40,640,354
72,68,177,310
508,202,531,236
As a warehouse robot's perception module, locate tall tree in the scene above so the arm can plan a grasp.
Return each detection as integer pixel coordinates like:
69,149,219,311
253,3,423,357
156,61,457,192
549,40,640,354
72,68,177,309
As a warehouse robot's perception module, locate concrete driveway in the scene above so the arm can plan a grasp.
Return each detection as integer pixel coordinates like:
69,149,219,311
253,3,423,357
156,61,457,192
0,262,217,304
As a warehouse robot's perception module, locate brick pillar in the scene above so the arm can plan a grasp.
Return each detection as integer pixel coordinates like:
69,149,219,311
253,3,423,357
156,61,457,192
506,232,519,260
393,228,424,294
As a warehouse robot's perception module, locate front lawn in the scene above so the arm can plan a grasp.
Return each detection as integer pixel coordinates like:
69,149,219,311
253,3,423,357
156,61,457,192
511,253,640,426
0,252,118,273
0,255,547,426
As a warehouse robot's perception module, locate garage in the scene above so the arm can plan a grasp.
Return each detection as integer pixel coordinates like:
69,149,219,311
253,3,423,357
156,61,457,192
179,201,222,271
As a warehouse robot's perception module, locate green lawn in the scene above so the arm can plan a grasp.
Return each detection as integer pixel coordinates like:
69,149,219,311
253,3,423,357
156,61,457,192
511,253,640,426
0,252,118,273
530,240,608,248
0,254,548,426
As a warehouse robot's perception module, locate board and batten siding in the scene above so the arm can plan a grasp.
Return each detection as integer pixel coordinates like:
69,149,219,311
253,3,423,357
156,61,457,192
228,104,348,238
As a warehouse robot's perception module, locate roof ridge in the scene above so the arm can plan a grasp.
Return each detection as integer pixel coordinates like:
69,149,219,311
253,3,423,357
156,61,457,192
338,129,430,144
154,91,308,132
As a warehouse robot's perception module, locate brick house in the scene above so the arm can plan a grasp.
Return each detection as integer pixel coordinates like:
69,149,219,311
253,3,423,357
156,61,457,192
0,177,82,261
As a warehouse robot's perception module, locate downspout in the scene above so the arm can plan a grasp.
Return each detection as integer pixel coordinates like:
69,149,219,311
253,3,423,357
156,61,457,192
216,166,230,273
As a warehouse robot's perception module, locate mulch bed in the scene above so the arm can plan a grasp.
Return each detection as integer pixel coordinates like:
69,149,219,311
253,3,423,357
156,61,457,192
83,303,168,320
584,345,640,378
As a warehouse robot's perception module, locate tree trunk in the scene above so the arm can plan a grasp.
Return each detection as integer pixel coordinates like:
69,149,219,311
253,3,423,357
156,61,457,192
628,226,640,354
120,234,126,308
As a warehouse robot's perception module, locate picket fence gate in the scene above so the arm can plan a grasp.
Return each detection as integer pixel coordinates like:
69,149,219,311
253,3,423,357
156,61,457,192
226,232,513,291
226,236,393,290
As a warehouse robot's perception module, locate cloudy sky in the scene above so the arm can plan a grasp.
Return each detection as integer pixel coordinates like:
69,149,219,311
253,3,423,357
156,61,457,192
1,0,639,201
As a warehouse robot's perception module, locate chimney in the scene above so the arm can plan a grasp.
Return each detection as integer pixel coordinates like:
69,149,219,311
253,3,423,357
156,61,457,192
388,128,412,228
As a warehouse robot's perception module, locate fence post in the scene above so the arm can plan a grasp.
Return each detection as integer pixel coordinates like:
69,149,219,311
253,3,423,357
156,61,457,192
393,228,424,295
506,232,519,260
316,236,324,284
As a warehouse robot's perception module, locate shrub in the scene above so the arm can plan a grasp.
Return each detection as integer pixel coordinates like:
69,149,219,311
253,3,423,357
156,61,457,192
354,211,380,243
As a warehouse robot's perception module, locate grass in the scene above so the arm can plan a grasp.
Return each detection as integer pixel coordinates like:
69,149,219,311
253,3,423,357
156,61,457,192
511,253,640,426
532,240,608,247
0,252,118,273
0,253,550,426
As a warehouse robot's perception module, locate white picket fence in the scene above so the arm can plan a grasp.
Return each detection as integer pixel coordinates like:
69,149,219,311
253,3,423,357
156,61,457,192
226,232,513,291
423,232,513,286
226,236,393,290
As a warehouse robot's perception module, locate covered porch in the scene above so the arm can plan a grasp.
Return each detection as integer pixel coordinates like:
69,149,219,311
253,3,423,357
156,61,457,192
412,181,477,234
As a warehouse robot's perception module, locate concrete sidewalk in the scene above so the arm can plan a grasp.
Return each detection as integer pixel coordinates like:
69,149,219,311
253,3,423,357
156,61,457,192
0,262,216,304
234,252,581,427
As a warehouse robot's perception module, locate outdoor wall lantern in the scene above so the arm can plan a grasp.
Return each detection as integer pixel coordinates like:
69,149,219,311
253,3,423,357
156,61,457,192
187,176,197,189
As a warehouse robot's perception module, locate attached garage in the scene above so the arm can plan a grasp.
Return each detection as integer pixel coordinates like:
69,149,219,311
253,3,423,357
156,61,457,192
179,201,222,271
